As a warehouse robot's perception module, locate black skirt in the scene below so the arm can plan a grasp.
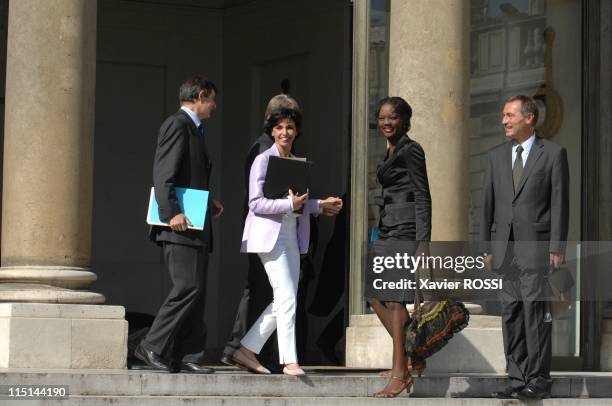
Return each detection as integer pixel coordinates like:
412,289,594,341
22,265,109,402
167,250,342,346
365,237,419,303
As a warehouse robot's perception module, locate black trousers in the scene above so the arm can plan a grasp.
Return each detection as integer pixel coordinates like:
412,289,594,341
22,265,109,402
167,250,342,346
142,241,209,364
223,253,279,364
499,246,552,391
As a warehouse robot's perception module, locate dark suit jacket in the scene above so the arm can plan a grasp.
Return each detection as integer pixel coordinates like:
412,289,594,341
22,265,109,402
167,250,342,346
480,135,569,270
150,109,213,249
376,135,432,241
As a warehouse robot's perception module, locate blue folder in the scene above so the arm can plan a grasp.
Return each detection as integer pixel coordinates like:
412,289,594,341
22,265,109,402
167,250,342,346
146,187,209,230
370,227,380,242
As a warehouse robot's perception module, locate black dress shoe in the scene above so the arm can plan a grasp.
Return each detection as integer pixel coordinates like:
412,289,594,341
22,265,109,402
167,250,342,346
220,353,237,367
492,386,523,399
133,344,169,371
517,384,550,399
179,362,215,374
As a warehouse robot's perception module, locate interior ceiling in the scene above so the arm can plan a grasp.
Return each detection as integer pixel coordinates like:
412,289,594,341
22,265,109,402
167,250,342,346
124,0,257,10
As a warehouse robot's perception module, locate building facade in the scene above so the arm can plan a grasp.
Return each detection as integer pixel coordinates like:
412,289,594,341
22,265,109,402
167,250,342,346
0,0,609,371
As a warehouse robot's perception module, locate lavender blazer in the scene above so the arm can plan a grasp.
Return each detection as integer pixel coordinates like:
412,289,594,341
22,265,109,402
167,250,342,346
241,144,321,254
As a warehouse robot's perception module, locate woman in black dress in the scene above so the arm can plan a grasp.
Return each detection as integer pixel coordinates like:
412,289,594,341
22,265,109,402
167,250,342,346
368,97,431,398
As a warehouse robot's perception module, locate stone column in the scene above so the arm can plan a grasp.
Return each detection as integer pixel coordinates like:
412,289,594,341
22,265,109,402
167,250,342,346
388,0,470,241
0,0,127,369
0,0,102,303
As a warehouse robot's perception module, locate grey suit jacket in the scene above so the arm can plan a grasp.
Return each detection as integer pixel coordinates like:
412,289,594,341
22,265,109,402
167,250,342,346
480,135,569,270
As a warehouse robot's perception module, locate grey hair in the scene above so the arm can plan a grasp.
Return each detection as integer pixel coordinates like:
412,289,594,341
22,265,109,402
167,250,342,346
264,94,300,123
505,95,539,124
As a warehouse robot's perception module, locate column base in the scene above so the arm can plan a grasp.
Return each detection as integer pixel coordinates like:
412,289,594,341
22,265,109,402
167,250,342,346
0,283,104,304
345,309,506,373
0,303,127,369
0,266,97,289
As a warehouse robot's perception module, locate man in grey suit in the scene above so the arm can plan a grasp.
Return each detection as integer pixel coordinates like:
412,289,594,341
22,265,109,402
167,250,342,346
481,95,569,399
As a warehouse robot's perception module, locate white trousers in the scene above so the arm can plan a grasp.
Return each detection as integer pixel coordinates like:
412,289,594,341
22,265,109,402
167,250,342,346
241,214,300,364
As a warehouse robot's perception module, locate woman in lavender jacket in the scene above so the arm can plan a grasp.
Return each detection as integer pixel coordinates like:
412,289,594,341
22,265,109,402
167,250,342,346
232,108,343,376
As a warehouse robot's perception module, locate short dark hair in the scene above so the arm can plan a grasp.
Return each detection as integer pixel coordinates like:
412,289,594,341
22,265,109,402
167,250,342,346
375,96,413,133
264,108,302,138
178,75,217,103
505,95,539,124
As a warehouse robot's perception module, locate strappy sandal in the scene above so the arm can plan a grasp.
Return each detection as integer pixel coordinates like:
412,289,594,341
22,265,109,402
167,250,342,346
408,357,426,378
379,358,426,378
373,374,413,398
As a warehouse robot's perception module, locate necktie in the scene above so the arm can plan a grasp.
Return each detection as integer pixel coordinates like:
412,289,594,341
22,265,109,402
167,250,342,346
513,145,524,191
197,123,205,138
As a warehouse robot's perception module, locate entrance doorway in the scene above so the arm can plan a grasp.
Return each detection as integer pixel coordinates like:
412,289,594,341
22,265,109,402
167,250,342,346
92,0,353,364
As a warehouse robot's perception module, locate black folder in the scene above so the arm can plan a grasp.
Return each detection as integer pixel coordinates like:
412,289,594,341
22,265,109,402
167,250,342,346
263,156,312,199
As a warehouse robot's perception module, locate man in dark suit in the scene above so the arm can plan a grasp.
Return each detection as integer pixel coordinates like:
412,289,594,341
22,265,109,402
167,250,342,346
481,95,569,399
135,75,223,373
221,94,299,371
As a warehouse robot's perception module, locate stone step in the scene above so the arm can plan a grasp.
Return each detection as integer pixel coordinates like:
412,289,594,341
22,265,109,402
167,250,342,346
1,370,611,399
2,395,612,406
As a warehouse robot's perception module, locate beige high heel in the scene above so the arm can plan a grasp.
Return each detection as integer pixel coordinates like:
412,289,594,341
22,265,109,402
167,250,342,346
231,349,271,374
283,365,305,376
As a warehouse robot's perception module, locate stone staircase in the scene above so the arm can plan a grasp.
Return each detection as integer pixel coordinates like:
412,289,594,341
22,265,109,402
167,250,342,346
1,369,611,405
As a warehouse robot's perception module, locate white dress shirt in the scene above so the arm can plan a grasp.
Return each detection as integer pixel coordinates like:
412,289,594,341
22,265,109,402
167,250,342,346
512,132,536,169
180,106,201,128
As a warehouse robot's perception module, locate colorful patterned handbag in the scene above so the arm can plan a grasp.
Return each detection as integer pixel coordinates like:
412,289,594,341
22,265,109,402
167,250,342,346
404,267,470,360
